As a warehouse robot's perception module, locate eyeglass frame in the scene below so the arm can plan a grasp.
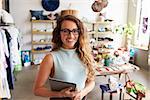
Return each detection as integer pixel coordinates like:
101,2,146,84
60,28,80,35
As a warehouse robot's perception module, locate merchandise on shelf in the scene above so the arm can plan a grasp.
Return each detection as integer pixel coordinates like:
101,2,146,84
31,20,55,63
87,21,130,66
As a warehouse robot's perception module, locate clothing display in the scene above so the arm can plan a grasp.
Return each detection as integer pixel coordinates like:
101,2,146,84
0,9,22,99
0,28,11,99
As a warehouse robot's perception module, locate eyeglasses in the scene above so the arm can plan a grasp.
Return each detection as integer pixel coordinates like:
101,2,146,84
60,28,80,35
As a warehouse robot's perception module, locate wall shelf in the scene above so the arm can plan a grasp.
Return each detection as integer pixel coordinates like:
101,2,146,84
31,20,56,23
84,21,112,25
31,20,55,62
32,30,52,34
88,31,113,35
31,50,50,53
32,41,52,45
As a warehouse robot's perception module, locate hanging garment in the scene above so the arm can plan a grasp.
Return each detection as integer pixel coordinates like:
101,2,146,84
0,9,14,24
3,27,22,72
0,64,11,99
2,29,14,89
0,29,9,60
0,31,11,99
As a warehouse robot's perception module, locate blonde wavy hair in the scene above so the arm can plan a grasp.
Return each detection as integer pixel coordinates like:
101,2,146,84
52,15,95,81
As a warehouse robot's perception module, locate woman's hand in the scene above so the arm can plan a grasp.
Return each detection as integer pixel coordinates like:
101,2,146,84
73,90,84,100
60,87,76,98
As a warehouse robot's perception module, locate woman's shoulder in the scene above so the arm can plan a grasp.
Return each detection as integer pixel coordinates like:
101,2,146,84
44,50,60,60
49,50,61,55
45,53,52,57
42,53,53,62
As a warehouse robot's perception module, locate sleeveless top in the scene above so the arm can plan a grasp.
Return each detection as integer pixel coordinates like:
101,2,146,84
51,47,87,90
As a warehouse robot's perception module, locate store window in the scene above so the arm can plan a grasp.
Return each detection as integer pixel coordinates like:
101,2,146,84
134,0,150,50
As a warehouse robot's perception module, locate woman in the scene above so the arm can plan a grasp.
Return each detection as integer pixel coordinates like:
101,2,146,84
33,15,95,100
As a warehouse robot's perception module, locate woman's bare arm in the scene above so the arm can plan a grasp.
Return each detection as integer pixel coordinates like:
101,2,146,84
81,79,95,97
33,54,76,98
33,54,60,97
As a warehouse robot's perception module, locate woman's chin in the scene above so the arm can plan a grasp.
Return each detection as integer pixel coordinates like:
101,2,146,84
63,44,75,49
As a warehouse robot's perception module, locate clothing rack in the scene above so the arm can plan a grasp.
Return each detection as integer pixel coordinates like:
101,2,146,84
0,23,14,26
0,7,19,99
0,26,11,100
0,24,9,26
0,26,22,100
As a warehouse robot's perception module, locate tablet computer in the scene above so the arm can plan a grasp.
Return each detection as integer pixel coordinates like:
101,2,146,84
49,78,76,91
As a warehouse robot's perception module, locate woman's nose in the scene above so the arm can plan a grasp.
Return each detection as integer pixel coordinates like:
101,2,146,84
68,32,75,38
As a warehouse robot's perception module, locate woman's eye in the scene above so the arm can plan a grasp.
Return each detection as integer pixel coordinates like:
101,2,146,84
62,29,69,33
72,29,78,33
63,30,68,32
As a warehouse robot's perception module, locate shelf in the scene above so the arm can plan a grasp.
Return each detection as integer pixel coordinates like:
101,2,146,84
88,31,113,35
32,41,52,45
31,50,50,53
93,21,112,25
32,30,52,34
31,19,55,62
98,48,114,53
31,20,56,23
84,21,113,25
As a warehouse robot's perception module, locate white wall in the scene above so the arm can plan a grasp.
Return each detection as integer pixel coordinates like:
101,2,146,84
126,0,150,70
127,0,137,24
105,0,128,24
9,0,128,50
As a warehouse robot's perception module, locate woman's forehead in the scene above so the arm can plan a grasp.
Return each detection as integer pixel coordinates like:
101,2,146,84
61,20,78,29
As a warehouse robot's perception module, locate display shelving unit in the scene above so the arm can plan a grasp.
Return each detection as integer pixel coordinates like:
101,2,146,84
31,20,56,62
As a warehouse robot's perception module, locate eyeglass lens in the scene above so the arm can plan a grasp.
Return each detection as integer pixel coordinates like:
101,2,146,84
60,28,79,35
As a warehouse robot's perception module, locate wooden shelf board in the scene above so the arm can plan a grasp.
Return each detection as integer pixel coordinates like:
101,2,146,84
31,50,50,53
88,31,113,34
84,21,112,25
32,31,52,34
32,41,52,45
31,20,56,23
